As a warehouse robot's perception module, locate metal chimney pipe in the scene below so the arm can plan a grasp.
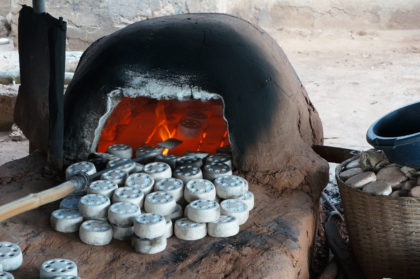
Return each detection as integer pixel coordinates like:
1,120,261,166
33,0,46,13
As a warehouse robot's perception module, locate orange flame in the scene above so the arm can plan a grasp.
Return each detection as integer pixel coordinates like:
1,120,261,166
97,97,230,156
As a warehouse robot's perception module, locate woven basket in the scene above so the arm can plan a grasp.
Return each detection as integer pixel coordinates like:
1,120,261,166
336,157,420,279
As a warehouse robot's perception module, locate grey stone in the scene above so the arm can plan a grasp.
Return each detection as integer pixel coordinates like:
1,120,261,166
409,186,420,198
417,176,420,186
340,167,363,180
399,189,410,197
345,159,360,169
401,180,416,191
8,123,26,141
345,171,376,188
359,149,388,171
362,181,392,196
391,183,402,190
390,190,400,197
400,166,417,179
374,160,391,171
377,166,407,188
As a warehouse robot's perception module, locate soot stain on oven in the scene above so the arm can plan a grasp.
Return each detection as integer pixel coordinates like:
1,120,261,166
64,13,279,164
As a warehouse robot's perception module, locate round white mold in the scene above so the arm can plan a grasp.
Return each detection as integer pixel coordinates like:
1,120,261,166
214,175,246,199
206,153,232,168
0,242,22,271
0,272,13,279
220,199,249,225
50,209,83,233
132,235,167,254
155,178,184,201
79,220,113,246
184,179,216,202
203,162,232,180
208,215,240,237
106,144,132,159
100,169,127,186
144,191,176,216
40,258,77,279
135,146,163,159
164,219,173,238
59,195,82,210
174,218,207,241
176,156,203,168
134,163,144,173
184,152,209,160
87,180,118,198
177,119,202,139
165,204,183,221
65,161,96,180
143,162,172,180
112,187,144,207
239,177,249,192
125,173,154,195
108,202,141,226
133,213,166,239
107,158,136,173
174,165,203,184
238,191,254,210
112,224,134,241
155,154,179,169
187,199,220,223
78,194,110,219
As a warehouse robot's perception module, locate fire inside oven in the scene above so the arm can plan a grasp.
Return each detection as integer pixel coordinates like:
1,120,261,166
96,97,230,156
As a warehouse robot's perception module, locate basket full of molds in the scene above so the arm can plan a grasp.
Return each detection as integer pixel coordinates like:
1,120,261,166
336,102,420,279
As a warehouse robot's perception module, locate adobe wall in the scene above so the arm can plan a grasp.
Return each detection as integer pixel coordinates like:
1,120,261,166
9,0,420,50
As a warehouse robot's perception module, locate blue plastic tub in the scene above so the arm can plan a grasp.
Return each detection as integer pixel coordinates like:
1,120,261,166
366,101,420,167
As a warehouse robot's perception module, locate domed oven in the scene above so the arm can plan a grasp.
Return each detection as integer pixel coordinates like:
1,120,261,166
13,11,329,278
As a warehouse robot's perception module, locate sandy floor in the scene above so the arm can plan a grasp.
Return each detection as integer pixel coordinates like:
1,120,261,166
0,131,28,165
0,28,419,165
272,28,420,150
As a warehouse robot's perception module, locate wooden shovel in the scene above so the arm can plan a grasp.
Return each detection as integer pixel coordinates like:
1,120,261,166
0,139,182,222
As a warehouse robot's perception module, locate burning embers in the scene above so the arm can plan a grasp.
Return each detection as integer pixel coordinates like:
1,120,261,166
97,97,229,156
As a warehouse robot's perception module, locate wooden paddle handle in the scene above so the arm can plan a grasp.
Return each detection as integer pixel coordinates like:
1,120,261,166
0,180,76,222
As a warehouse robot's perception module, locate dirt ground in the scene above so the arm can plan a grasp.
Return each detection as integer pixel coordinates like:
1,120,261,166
274,28,420,150
0,28,419,165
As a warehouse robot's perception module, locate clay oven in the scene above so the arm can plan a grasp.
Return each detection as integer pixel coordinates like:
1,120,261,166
9,12,329,278
63,13,325,177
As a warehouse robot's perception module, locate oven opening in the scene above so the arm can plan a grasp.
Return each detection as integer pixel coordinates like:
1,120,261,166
96,96,229,156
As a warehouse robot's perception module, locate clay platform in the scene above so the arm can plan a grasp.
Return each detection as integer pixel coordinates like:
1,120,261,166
0,152,319,278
